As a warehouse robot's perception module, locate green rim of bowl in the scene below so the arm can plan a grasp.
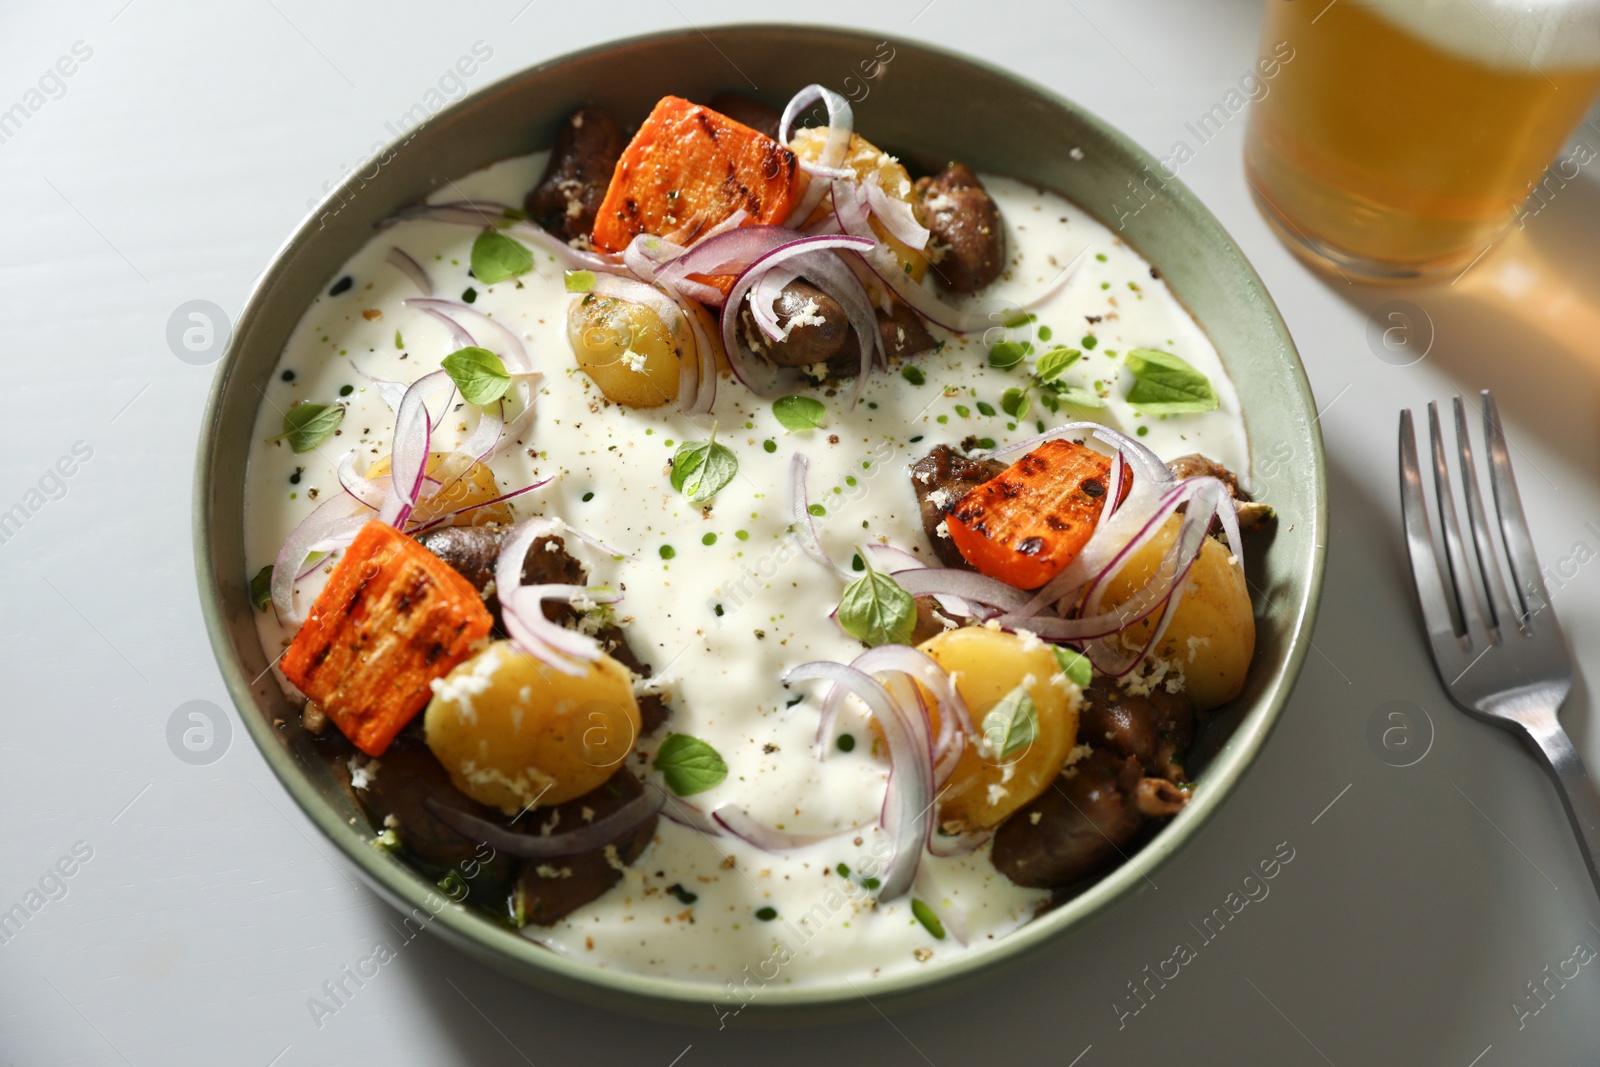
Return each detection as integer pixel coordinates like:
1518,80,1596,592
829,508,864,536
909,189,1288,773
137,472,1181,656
193,24,1326,1026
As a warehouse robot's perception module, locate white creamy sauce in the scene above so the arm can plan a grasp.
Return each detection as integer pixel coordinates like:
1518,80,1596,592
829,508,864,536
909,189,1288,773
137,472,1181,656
245,149,1248,990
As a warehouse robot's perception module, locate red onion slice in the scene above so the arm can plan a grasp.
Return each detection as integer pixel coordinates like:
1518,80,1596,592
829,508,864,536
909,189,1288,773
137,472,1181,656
711,807,863,853
406,477,553,535
379,370,450,529
979,422,1171,489
655,224,799,288
785,661,932,901
403,298,530,374
351,361,408,413
891,568,1033,613
848,645,974,781
413,305,476,350
384,246,433,296
423,788,662,859
789,452,851,578
779,85,854,227
656,793,723,835
863,177,929,251
271,495,371,623
336,451,387,509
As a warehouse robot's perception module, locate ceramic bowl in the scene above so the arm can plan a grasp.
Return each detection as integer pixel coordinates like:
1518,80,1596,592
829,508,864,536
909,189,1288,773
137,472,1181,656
194,24,1326,1025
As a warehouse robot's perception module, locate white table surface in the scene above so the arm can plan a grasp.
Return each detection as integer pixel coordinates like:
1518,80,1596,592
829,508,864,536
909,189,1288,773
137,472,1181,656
5,1,1600,1063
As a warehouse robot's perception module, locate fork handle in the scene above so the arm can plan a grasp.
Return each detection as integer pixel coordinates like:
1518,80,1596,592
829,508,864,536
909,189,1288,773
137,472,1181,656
1525,722,1600,901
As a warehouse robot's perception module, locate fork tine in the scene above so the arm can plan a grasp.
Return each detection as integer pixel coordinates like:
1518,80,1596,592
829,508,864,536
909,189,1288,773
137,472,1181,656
1454,395,1516,634
1482,390,1549,625
1400,409,1460,642
1429,401,1479,636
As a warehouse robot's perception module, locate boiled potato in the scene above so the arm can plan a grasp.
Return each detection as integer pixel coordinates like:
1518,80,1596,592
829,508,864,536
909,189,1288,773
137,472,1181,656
790,129,928,283
566,293,689,408
366,451,511,527
916,627,1082,833
1100,516,1254,710
424,640,641,814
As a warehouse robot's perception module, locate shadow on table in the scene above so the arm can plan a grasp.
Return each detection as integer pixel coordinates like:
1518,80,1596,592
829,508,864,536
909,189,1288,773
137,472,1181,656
1323,169,1600,476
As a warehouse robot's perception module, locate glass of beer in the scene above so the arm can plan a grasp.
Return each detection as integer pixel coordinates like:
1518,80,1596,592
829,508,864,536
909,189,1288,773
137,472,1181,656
1245,0,1600,282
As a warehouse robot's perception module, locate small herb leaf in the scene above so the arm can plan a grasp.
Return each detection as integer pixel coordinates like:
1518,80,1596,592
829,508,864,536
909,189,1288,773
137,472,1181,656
1052,646,1094,689
773,395,826,431
1057,386,1106,409
249,565,274,610
671,434,738,503
441,346,511,405
981,684,1039,761
1000,387,1031,419
837,566,917,647
911,898,947,939
564,269,595,293
1033,347,1082,381
654,733,728,796
280,403,344,453
988,339,1031,370
1124,348,1218,413
470,229,534,284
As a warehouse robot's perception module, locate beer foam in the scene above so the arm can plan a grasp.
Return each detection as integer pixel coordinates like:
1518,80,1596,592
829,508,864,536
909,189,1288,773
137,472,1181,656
1366,0,1600,71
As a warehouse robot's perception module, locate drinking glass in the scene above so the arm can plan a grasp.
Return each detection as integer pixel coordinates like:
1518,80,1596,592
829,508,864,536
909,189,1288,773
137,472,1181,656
1245,0,1600,281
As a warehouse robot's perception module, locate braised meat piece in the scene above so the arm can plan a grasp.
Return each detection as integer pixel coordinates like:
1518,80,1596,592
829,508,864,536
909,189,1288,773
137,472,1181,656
356,738,511,877
877,299,938,359
737,279,853,369
1079,680,1194,782
514,767,658,926
909,444,1005,568
916,163,1005,294
413,525,582,628
991,750,1145,888
524,106,626,242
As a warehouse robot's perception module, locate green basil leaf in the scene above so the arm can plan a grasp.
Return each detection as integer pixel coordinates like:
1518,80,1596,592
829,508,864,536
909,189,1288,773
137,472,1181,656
837,569,916,647
1033,347,1082,381
773,395,826,431
1057,386,1106,409
654,733,729,796
1000,387,1031,419
987,339,1031,370
441,346,510,405
470,229,534,284
981,684,1039,761
1052,646,1093,689
1124,348,1218,413
250,565,274,610
280,403,344,453
911,898,947,939
671,437,738,503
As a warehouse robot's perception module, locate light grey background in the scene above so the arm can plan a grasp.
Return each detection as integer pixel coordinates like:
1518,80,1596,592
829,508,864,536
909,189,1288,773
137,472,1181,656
3,1,1599,1063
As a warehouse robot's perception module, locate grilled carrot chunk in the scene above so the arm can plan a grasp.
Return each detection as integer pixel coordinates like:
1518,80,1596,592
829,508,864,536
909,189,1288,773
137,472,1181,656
945,439,1123,590
281,520,493,756
590,96,803,269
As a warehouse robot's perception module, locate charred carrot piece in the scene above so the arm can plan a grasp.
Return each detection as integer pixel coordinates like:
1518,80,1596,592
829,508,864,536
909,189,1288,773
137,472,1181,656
946,438,1125,590
590,95,803,276
281,520,493,756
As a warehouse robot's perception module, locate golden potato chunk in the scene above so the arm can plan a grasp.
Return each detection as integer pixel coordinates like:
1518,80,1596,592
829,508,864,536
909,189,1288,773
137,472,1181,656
791,129,928,283
566,293,687,408
917,627,1082,833
1099,516,1255,710
424,640,642,814
365,451,511,528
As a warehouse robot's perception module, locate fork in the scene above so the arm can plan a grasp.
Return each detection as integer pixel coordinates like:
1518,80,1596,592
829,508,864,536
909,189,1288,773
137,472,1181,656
1399,389,1600,900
